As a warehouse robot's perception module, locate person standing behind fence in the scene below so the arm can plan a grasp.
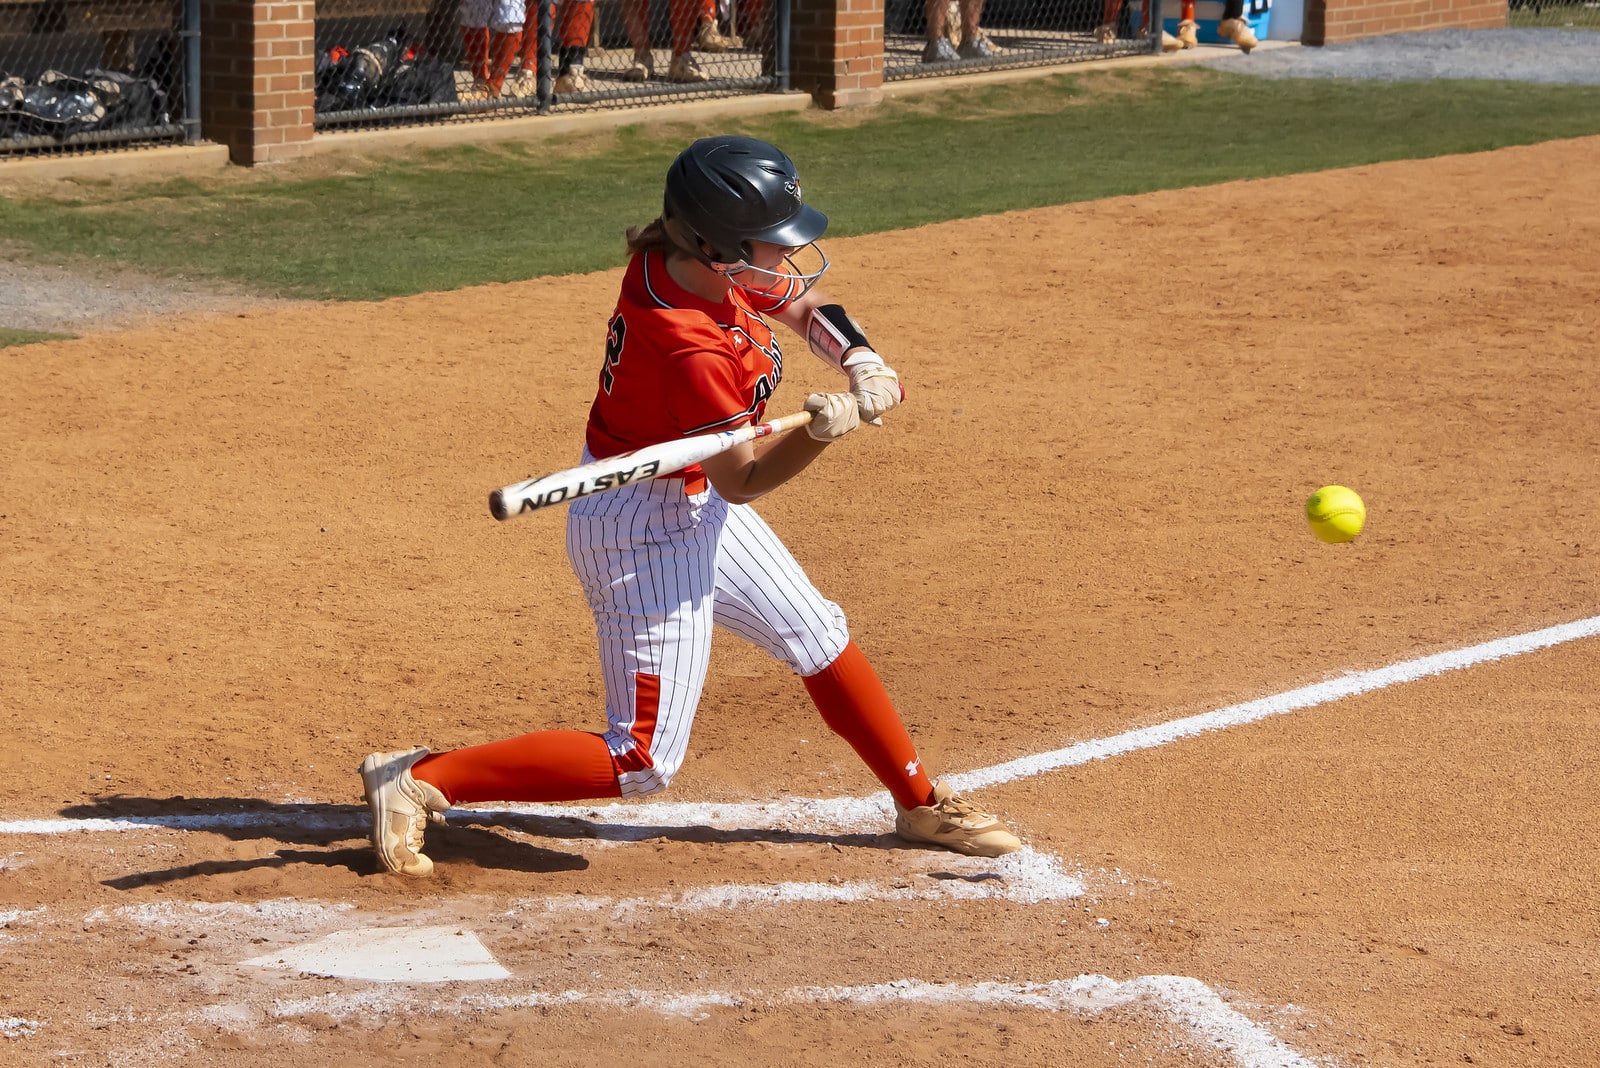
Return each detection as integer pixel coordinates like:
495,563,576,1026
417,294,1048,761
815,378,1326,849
921,0,996,63
621,0,716,82
459,0,527,97
505,0,595,95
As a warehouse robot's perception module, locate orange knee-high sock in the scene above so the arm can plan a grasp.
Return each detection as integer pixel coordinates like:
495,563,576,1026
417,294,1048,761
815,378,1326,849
559,0,595,48
1180,0,1195,19
803,641,937,811
412,730,622,805
1101,0,1120,25
668,0,697,55
462,25,491,82
486,30,523,91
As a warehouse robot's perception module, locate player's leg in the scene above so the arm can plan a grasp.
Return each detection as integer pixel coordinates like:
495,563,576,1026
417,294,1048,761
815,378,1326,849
920,0,956,62
553,0,596,91
1216,0,1257,51
1094,0,1120,41
622,0,655,79
1176,0,1199,46
360,478,720,876
709,503,1020,856
421,480,719,802
508,0,554,95
666,0,711,80
695,0,734,50
485,0,526,94
459,0,493,94
955,0,993,55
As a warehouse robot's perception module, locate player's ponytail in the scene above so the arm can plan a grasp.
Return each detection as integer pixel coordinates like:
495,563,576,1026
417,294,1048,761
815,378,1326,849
624,218,676,257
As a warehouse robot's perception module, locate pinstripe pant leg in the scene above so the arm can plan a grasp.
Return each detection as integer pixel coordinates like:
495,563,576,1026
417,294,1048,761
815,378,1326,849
567,479,725,797
711,501,850,677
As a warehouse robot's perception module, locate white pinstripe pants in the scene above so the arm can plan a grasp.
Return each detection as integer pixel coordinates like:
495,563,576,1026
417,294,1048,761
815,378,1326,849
566,473,850,798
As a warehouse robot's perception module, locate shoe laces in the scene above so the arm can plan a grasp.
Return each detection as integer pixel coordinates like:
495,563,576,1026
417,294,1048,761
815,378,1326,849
918,790,989,831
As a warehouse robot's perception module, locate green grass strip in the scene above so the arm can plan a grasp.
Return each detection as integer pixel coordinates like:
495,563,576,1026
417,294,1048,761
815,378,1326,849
0,327,75,347
2,67,1599,301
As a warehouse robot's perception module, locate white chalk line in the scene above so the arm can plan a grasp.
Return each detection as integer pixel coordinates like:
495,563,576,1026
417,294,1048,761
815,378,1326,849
242,974,1318,1068
5,616,1591,1063
5,613,1592,841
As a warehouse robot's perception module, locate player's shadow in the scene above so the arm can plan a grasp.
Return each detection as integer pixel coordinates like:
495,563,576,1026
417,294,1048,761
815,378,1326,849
60,796,591,886
447,809,897,851
58,793,909,868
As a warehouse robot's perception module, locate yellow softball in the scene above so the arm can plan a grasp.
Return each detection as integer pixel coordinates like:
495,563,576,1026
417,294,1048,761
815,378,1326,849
1305,485,1366,544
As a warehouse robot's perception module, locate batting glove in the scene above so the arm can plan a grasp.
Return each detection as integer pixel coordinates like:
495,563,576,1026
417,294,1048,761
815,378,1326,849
804,391,861,442
843,351,903,424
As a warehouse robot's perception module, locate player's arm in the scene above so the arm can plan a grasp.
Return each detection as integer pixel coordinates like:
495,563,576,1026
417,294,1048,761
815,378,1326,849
701,392,862,504
700,421,832,505
769,291,904,423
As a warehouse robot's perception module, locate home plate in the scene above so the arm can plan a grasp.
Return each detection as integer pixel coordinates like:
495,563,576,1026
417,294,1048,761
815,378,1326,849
241,926,511,983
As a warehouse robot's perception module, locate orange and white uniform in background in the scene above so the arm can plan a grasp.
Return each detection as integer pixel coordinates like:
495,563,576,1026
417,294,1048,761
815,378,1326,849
459,0,528,92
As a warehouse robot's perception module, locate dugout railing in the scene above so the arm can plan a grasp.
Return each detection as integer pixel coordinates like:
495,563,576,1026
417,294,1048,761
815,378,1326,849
0,0,197,155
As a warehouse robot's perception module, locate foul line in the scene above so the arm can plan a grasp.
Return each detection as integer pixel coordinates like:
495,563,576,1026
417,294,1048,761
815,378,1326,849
250,974,1317,1068
2,614,1596,839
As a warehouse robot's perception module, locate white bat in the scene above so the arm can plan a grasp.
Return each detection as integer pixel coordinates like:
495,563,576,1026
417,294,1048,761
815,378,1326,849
489,410,814,520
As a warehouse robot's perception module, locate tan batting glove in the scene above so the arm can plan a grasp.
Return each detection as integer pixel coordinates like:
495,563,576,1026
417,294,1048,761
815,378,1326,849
843,351,903,424
803,391,861,442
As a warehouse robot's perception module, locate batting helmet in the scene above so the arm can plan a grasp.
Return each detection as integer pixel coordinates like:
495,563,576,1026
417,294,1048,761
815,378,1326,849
661,136,829,267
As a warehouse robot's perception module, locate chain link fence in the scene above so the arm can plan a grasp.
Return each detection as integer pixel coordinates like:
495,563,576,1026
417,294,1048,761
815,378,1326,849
314,0,782,131
1,0,194,155
885,0,1157,80
1508,0,1600,28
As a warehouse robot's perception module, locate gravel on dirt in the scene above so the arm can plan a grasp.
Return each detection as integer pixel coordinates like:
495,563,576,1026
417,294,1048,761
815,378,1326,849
1200,27,1600,85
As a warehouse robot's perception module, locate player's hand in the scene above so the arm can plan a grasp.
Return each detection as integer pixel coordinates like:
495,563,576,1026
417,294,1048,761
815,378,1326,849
803,391,861,442
843,351,903,424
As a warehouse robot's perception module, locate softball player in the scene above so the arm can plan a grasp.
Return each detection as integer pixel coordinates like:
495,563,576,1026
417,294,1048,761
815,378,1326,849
361,136,1023,877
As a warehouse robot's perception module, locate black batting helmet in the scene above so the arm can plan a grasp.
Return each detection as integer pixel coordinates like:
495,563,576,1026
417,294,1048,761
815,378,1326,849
661,136,828,266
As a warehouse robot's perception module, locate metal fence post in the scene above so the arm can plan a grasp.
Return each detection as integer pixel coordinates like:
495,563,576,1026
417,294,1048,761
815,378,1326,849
538,0,555,111
774,0,790,91
183,0,203,141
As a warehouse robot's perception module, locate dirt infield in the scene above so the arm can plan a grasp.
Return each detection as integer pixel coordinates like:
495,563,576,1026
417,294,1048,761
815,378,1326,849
3,135,1598,1066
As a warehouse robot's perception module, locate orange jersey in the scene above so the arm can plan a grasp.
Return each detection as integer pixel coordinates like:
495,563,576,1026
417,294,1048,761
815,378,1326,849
585,250,800,491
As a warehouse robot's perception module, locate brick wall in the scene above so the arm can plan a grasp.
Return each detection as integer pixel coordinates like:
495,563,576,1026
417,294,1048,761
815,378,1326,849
791,0,885,109
1304,0,1507,44
199,0,317,164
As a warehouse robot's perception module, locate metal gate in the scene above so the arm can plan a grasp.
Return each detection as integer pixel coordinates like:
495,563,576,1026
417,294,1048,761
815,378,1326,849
0,0,196,155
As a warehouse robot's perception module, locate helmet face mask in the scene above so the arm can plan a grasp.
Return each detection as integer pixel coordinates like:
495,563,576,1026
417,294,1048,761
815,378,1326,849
661,136,831,295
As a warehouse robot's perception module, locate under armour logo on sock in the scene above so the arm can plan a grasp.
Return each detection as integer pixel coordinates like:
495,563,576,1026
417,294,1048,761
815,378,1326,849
905,758,922,777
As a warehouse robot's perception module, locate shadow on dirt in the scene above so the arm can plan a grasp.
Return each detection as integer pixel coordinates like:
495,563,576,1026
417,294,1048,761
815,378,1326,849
60,796,593,886
57,794,905,852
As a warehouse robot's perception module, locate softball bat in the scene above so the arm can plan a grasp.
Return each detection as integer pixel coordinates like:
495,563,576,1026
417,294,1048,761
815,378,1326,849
489,410,814,520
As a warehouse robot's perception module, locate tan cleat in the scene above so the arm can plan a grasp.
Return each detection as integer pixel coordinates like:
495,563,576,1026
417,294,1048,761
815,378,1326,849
1176,17,1199,47
505,68,538,97
667,54,713,82
359,747,449,877
623,49,654,81
695,21,736,51
894,780,1022,858
1217,16,1257,51
1161,29,1182,51
553,67,593,94
1092,21,1117,43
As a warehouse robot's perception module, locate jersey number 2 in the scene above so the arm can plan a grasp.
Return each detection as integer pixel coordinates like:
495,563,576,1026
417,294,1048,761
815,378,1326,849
600,313,627,394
